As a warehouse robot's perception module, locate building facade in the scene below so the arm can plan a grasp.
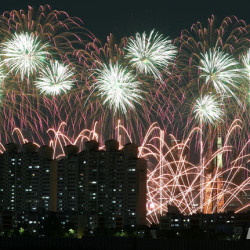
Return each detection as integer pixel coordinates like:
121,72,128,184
57,140,147,231
0,143,56,232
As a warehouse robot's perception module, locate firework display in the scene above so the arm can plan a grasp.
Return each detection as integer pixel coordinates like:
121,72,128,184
143,120,250,223
0,5,249,224
125,30,177,80
35,60,75,95
194,94,223,125
0,5,95,144
199,49,242,97
71,33,174,142
1,32,49,80
172,16,249,156
93,62,143,114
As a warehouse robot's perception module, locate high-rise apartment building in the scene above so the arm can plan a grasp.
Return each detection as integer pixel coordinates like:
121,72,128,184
0,143,56,231
57,140,147,230
0,139,147,234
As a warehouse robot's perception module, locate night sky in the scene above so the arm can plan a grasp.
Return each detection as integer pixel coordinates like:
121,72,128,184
1,0,249,41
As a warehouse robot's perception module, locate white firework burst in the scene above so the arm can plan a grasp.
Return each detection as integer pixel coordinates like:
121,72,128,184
125,30,177,80
194,94,223,125
1,32,49,80
242,49,250,79
199,49,242,100
35,60,75,96
94,62,143,114
242,49,250,102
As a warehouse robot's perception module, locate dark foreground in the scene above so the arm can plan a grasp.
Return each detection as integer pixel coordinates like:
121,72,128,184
0,237,250,250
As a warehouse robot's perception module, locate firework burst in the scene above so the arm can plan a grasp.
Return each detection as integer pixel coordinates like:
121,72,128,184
193,94,223,125
125,30,177,80
35,60,75,96
93,62,143,114
199,49,242,100
1,32,49,80
242,49,250,78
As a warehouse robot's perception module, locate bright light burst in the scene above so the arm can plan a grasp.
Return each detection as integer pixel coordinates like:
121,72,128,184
194,94,223,124
242,49,250,78
1,32,49,80
94,62,143,114
35,60,75,96
125,30,177,80
241,49,250,103
199,49,242,99
242,49,250,102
